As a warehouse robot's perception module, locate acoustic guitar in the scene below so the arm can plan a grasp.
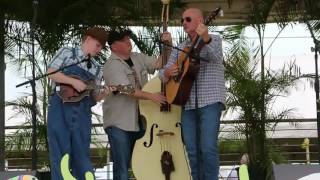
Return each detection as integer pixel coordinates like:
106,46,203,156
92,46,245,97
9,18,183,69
56,75,134,103
165,7,222,105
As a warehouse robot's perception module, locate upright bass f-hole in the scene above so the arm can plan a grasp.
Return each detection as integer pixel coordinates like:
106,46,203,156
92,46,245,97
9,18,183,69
143,123,159,147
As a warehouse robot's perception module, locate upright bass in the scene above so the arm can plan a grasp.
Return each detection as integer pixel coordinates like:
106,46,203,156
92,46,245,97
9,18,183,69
131,0,190,180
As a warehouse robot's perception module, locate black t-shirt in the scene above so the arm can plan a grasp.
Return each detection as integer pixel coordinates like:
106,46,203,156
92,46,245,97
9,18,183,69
124,58,134,67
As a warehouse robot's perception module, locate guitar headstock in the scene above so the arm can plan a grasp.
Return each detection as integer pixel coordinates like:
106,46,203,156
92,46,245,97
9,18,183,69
161,0,170,5
113,84,135,95
204,7,223,25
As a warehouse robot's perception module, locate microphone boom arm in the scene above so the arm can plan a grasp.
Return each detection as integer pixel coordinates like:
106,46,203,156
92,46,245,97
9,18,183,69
16,57,90,88
156,40,209,62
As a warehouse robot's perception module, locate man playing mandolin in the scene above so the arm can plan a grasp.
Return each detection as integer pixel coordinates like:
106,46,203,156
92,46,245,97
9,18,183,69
47,27,114,180
159,8,226,180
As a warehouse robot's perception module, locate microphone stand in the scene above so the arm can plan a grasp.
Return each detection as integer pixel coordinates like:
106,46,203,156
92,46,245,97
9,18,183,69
18,1,91,170
30,0,38,170
16,57,91,88
306,21,320,164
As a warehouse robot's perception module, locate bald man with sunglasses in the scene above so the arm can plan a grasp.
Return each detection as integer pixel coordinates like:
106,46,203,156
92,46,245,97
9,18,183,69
159,8,226,180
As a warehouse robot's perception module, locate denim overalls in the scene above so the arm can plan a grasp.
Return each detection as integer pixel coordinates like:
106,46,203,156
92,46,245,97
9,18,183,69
47,65,97,180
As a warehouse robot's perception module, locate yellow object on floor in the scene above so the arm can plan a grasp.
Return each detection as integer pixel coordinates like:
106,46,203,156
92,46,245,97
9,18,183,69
239,164,249,180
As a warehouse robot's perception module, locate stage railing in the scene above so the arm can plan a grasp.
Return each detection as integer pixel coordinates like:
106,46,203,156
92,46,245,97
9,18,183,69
3,118,318,179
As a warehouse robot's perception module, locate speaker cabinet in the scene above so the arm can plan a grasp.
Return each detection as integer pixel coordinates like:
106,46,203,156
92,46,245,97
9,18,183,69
273,164,320,180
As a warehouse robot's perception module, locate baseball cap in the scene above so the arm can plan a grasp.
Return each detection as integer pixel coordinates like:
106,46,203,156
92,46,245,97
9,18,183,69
84,27,108,48
107,28,132,46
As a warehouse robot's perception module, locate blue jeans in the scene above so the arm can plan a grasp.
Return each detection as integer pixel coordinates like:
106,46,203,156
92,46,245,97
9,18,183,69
181,102,223,180
105,126,143,180
47,66,96,180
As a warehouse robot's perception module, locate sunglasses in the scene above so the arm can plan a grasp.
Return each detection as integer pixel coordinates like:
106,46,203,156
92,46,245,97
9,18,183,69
181,17,192,24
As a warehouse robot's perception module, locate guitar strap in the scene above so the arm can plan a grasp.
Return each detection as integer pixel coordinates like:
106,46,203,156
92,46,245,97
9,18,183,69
125,57,141,89
132,67,141,89
118,57,144,131
127,59,146,132
130,65,146,132
72,47,76,60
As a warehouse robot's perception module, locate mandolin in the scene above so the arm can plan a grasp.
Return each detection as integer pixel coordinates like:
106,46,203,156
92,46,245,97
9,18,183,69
56,75,134,103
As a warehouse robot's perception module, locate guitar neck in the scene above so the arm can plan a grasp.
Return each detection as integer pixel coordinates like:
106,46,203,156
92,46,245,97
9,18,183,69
87,84,104,91
189,7,222,56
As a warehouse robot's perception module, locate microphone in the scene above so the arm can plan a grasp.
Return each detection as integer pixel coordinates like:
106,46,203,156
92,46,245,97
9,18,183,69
86,54,92,69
